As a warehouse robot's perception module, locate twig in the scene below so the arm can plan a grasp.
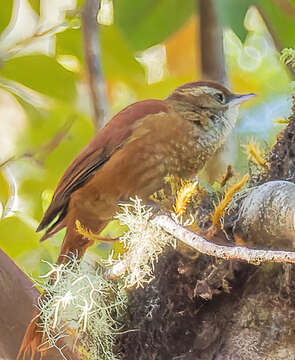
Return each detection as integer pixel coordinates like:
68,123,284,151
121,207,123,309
219,164,234,187
151,214,295,265
0,118,73,169
198,0,228,85
82,0,109,130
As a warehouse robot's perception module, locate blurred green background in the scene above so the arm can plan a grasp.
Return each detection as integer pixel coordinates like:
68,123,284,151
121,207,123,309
0,0,294,279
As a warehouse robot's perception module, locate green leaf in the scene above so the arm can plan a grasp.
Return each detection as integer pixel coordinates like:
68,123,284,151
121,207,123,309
0,216,39,258
77,0,86,8
17,102,94,221
259,0,295,48
290,0,295,8
57,25,145,86
114,0,195,51
214,0,257,41
0,171,10,210
27,0,40,15
0,0,13,35
16,245,60,279
100,25,145,84
0,55,77,101
56,28,84,62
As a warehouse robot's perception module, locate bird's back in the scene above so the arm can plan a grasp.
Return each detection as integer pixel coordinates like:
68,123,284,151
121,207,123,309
37,99,169,241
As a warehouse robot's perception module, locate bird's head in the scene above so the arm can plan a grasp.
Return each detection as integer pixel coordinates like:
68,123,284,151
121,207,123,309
165,81,255,132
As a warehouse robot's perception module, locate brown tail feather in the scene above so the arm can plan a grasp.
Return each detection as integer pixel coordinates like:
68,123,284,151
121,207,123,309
39,219,66,242
57,224,94,264
17,309,44,360
17,307,79,360
17,229,93,359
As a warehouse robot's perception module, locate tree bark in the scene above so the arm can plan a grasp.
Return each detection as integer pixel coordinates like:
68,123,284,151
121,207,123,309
117,100,295,360
0,249,78,360
82,0,109,130
198,0,227,85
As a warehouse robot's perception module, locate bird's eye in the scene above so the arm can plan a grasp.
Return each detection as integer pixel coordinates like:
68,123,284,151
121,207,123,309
214,92,226,104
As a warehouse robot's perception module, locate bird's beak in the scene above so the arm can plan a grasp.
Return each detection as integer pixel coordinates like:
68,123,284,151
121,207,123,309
230,93,256,106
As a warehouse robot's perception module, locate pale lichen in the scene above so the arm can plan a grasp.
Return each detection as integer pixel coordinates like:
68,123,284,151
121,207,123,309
115,197,176,288
36,258,127,359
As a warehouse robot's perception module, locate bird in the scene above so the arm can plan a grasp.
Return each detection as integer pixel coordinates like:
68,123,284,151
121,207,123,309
18,80,255,359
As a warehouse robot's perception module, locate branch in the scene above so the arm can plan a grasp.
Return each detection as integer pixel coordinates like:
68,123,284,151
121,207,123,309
0,119,73,169
198,0,228,85
82,0,109,130
151,215,295,265
233,181,295,249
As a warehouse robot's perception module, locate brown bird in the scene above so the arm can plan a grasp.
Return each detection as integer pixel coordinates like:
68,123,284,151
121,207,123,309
18,81,254,359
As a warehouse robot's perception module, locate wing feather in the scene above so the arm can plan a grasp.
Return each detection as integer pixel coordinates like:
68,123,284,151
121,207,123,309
37,99,168,236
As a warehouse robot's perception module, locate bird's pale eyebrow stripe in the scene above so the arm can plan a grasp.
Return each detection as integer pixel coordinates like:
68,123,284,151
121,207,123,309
179,87,203,96
199,86,220,94
185,86,218,96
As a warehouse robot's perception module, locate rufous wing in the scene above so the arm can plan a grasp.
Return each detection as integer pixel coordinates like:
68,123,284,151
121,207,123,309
37,100,168,241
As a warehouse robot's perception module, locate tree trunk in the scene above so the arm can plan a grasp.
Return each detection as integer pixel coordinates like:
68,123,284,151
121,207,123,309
117,101,295,360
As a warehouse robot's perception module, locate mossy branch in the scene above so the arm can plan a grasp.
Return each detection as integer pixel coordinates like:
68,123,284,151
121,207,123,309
151,214,295,265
